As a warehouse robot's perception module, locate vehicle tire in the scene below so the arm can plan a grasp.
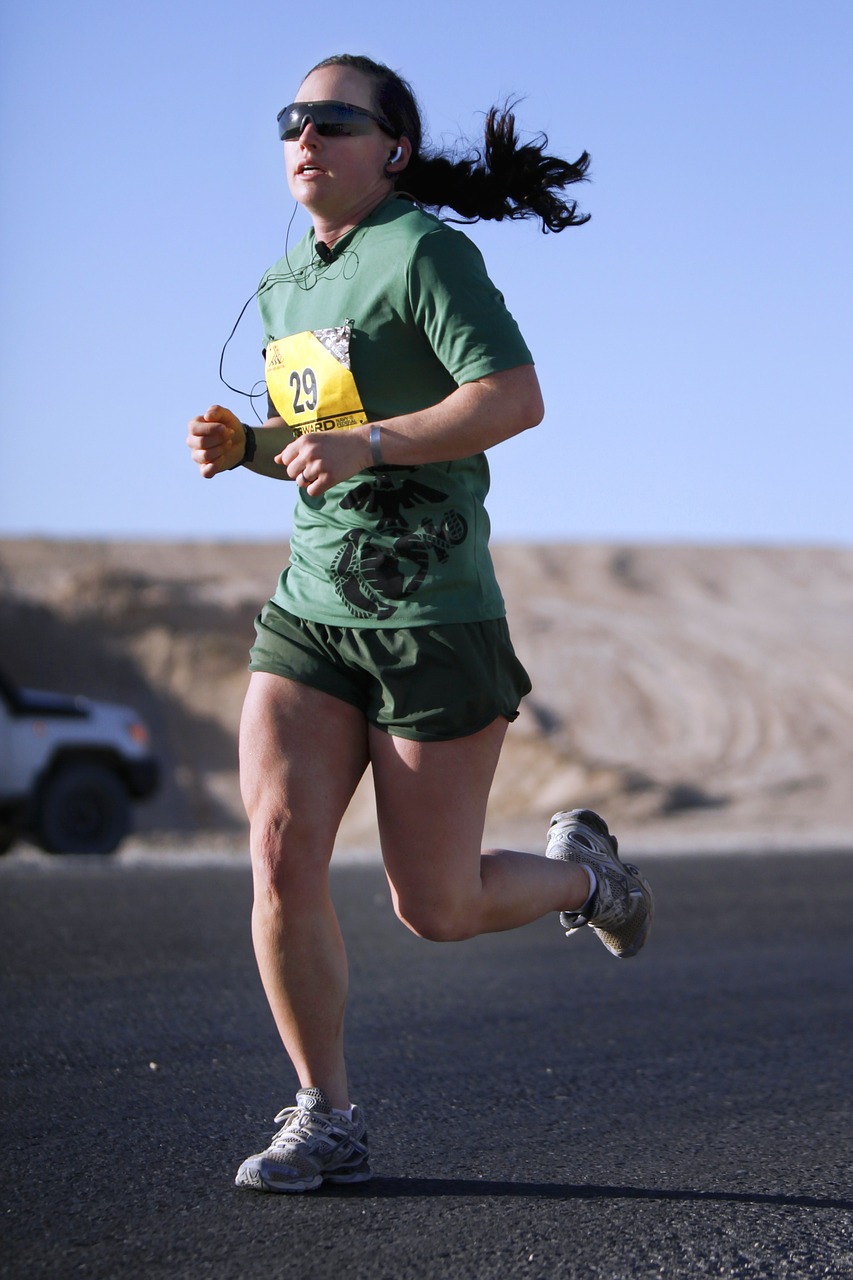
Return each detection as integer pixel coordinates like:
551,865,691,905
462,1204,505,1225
35,763,131,855
0,820,17,855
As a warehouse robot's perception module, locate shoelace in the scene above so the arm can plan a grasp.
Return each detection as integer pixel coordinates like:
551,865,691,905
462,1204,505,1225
268,1106,329,1146
269,1103,358,1150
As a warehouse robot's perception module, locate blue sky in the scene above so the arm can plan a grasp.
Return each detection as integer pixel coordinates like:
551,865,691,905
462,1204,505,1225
1,0,851,543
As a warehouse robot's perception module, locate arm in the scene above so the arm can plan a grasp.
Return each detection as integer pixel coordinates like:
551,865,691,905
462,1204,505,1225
277,364,544,497
186,405,296,480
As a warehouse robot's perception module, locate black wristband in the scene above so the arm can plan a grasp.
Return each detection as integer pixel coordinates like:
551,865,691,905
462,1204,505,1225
228,423,257,470
241,424,257,464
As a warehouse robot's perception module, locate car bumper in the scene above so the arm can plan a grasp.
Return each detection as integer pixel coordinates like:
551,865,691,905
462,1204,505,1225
126,757,160,799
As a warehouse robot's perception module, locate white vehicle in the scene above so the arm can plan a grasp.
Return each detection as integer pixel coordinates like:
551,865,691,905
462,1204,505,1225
0,670,159,855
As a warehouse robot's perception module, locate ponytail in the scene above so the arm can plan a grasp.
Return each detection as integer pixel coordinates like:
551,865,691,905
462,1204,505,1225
403,105,590,231
307,55,590,231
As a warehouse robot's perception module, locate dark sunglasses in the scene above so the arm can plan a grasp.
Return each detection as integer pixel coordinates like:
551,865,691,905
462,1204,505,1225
277,99,397,142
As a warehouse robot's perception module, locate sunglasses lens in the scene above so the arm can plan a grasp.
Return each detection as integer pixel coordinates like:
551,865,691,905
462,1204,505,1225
277,102,379,141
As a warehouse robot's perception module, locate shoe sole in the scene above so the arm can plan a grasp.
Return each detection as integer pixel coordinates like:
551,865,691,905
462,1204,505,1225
236,1162,372,1194
593,865,654,958
561,865,653,957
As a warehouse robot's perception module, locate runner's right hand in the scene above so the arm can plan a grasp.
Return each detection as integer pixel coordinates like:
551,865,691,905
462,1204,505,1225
187,405,245,478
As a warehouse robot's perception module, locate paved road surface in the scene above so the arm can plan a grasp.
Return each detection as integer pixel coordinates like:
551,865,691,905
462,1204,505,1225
2,850,852,1279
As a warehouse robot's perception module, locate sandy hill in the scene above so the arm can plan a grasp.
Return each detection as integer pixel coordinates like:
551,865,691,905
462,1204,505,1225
1,539,852,854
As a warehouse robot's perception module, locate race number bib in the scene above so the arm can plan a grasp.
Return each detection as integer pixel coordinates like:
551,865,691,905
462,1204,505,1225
265,323,367,436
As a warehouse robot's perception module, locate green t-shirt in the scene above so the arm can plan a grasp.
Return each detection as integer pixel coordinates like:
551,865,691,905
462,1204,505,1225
257,197,533,627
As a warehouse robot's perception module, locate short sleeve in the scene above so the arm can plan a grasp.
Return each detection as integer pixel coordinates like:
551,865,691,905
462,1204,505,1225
406,226,533,386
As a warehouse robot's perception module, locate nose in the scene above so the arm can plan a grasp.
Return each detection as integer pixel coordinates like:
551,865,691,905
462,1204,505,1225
296,114,321,145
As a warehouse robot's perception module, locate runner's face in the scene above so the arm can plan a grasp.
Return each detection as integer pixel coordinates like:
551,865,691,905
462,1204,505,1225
285,66,395,223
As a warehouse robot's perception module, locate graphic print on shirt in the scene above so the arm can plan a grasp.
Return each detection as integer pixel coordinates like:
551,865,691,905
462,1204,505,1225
330,474,469,621
266,320,469,620
265,324,368,435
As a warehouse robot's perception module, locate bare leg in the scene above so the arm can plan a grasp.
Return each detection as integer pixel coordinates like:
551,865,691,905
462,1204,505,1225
239,673,368,1109
370,718,592,942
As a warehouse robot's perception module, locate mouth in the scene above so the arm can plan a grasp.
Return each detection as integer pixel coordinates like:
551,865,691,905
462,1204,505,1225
296,162,325,176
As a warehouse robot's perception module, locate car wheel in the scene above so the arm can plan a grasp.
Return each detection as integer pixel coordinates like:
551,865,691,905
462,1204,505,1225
36,763,131,855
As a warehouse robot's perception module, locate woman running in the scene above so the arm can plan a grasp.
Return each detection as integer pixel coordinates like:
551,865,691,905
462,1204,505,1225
187,52,653,1193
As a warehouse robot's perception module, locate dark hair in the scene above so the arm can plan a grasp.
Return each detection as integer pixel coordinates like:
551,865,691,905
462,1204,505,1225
307,54,590,231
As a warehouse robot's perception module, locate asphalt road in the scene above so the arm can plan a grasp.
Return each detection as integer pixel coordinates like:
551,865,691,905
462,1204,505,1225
2,849,852,1279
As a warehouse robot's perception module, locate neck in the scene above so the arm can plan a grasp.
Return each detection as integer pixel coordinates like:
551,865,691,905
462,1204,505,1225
311,187,393,248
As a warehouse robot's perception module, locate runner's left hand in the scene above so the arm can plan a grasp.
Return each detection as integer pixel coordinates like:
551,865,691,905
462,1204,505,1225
276,428,373,496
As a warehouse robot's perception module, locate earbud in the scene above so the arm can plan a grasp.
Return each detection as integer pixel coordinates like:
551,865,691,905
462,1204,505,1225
388,145,403,165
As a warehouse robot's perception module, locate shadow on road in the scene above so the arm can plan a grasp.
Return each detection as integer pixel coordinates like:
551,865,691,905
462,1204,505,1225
319,1176,853,1212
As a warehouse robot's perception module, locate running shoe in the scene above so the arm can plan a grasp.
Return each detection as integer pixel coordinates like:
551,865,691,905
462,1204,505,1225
545,809,653,958
235,1087,371,1193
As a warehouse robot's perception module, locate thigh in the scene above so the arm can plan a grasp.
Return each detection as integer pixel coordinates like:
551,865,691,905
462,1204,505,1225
370,717,508,905
240,672,369,876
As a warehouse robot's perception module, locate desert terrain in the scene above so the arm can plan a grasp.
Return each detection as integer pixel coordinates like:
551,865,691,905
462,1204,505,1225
1,538,852,855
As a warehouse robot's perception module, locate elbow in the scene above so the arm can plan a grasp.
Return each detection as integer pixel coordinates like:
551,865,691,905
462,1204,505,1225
476,365,544,445
526,384,545,431
518,371,544,432
514,362,544,431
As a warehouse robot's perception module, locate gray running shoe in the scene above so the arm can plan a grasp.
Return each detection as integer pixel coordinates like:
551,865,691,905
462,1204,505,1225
235,1087,370,1193
545,809,653,958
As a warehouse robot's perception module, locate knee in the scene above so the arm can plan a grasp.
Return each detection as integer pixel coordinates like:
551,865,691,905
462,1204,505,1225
392,892,474,943
249,809,330,912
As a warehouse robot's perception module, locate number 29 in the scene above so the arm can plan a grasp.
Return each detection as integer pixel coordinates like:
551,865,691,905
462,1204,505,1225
290,367,318,414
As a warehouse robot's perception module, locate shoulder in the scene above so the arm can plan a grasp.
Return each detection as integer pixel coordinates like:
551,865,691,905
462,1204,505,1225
354,202,491,303
369,198,442,239
362,204,491,304
367,199,480,260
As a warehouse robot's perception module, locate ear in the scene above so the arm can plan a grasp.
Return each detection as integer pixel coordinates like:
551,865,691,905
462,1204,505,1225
385,134,413,174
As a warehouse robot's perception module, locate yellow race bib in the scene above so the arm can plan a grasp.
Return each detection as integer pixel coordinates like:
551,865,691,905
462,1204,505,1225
265,323,367,436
